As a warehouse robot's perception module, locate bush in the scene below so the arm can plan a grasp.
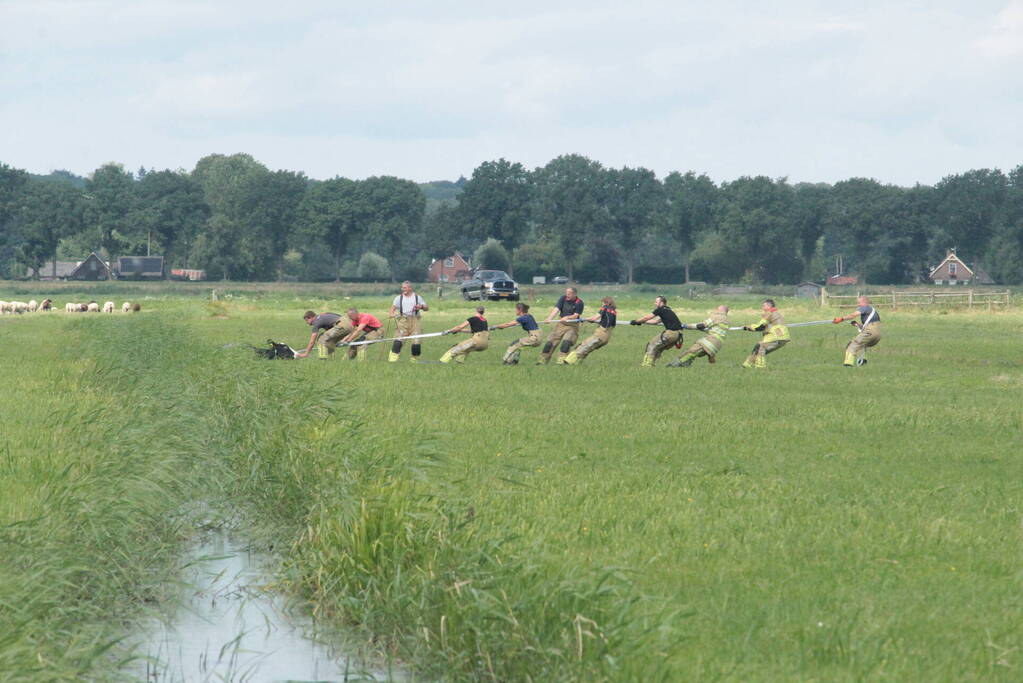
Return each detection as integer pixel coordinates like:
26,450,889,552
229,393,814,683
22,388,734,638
472,238,510,272
357,252,391,280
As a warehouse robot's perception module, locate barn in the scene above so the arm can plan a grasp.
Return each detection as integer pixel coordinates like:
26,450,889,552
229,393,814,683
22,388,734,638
795,282,823,299
69,252,115,281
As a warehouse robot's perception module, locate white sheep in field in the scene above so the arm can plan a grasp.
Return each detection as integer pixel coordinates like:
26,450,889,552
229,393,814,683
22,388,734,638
87,302,100,313
0,301,7,314
102,301,115,313
122,301,132,313
28,300,38,312
65,302,76,313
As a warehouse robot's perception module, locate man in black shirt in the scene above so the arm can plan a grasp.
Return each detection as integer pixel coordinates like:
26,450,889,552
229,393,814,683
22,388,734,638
440,307,490,364
630,296,684,367
538,287,584,364
563,296,617,364
296,310,353,359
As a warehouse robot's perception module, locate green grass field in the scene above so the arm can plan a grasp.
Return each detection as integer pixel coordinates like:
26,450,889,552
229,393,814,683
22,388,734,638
1,285,1021,681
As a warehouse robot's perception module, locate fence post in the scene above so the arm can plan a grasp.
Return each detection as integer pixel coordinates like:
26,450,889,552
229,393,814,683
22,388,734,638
821,287,828,308
968,289,974,308
892,290,897,310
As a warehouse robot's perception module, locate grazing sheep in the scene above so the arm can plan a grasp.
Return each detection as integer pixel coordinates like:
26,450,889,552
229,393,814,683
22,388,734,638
12,301,28,314
28,300,38,312
122,301,131,313
131,302,141,312
79,303,88,312
0,301,7,314
87,302,99,313
102,301,115,313
39,299,52,311
65,302,76,313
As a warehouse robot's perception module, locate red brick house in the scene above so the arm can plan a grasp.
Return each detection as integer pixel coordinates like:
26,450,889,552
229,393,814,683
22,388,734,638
428,252,472,283
928,250,975,285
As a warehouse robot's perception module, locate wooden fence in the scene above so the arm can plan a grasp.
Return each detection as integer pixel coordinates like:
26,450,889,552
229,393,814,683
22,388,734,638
821,288,1011,310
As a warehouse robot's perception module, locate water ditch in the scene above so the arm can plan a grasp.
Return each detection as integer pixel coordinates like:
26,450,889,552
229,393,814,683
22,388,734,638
132,525,399,682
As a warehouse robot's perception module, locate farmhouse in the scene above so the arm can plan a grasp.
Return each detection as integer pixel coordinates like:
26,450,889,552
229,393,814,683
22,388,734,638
826,274,861,286
428,252,472,283
928,249,993,285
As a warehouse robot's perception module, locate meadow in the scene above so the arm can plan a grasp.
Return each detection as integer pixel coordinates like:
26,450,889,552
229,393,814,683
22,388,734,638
1,283,1021,681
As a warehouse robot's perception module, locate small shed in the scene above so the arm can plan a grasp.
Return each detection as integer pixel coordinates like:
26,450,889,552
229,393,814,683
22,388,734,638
928,250,974,285
795,281,823,299
428,252,472,283
69,252,115,281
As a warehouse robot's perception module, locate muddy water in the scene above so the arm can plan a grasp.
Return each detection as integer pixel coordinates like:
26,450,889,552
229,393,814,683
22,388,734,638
135,530,391,682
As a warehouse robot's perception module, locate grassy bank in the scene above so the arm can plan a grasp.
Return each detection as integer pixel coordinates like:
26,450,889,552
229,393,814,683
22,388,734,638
3,291,1022,680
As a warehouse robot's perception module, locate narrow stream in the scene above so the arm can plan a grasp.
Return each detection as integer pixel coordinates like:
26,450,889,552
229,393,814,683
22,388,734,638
134,529,393,682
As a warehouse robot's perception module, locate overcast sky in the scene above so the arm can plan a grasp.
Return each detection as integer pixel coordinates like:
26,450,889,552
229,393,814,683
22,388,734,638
2,1,1021,186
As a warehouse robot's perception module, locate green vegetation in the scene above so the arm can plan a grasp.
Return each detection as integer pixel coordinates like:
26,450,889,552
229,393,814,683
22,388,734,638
2,286,1021,680
4,156,1023,285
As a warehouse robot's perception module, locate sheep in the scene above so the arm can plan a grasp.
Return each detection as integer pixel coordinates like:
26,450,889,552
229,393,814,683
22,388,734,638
65,302,76,313
12,301,28,314
102,301,115,313
131,302,141,313
122,301,132,313
0,301,7,314
39,299,52,311
87,302,99,313
28,300,38,312
79,303,88,312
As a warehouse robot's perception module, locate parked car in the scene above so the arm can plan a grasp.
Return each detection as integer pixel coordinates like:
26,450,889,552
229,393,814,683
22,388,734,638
551,275,569,285
460,269,519,301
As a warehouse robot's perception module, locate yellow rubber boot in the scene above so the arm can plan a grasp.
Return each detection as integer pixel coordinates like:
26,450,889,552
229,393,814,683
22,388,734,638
843,351,856,366
563,351,580,365
387,351,400,362
754,355,766,369
741,356,754,368
317,343,330,360
439,351,453,364
677,352,696,367
641,355,654,368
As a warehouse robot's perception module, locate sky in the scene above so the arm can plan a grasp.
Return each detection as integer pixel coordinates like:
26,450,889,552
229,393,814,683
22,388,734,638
2,0,1022,186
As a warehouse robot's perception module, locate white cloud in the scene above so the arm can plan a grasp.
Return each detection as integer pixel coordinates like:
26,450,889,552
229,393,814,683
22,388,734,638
1,1,1020,184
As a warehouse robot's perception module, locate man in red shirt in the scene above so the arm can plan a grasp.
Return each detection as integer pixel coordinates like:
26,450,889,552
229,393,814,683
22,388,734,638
339,308,384,361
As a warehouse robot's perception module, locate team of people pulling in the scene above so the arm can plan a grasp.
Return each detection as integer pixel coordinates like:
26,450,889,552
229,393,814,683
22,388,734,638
298,282,883,367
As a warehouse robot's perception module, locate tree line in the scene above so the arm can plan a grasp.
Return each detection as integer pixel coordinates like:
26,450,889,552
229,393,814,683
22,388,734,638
1,153,1021,284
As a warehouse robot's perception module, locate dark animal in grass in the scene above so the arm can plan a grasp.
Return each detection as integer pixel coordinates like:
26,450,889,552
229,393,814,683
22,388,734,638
254,340,296,360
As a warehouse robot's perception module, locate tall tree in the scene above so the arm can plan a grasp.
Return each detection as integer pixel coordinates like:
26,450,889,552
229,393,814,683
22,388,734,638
662,171,718,282
359,176,426,279
244,169,308,280
296,177,365,282
717,176,801,284
16,179,83,278
191,154,269,279
133,169,210,267
84,163,136,256
604,166,663,284
534,154,606,282
457,159,534,252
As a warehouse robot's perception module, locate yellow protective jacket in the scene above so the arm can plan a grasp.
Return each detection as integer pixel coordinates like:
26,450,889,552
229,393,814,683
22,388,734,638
749,309,790,342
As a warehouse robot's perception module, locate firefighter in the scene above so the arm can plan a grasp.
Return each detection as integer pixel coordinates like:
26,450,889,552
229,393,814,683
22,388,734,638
493,302,542,365
630,295,685,367
388,280,428,363
338,308,384,361
667,305,730,367
440,307,489,364
562,297,616,364
833,295,881,366
740,299,790,368
296,310,354,359
538,287,584,364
